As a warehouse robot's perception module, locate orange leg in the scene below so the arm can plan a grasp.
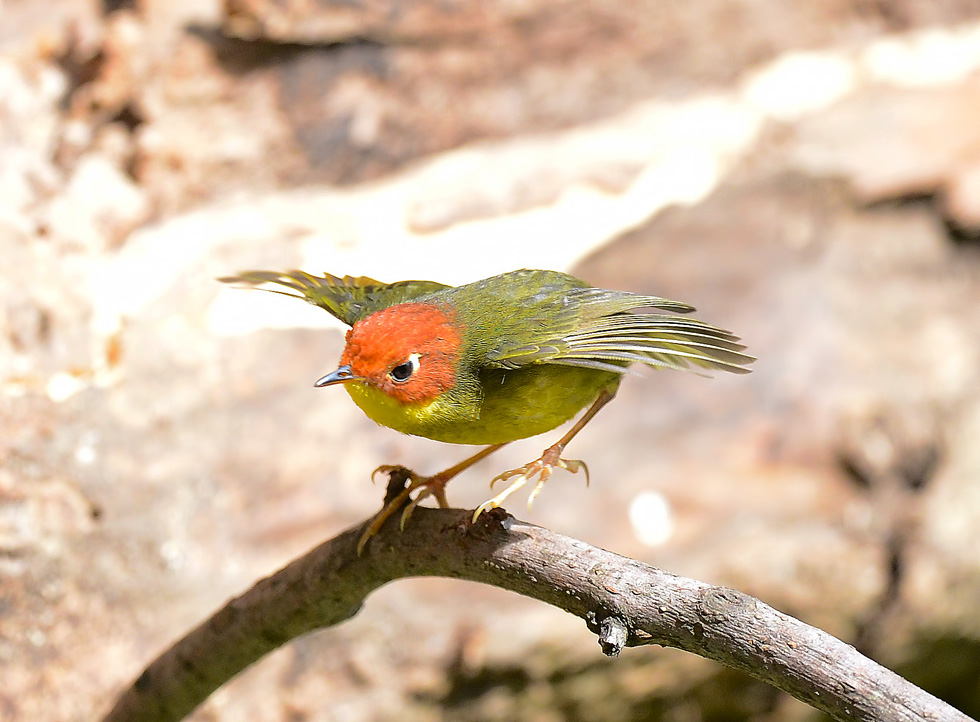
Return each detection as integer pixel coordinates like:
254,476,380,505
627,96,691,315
358,443,508,554
473,388,616,521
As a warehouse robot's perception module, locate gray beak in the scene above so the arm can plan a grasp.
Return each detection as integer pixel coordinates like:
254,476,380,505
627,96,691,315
314,364,359,388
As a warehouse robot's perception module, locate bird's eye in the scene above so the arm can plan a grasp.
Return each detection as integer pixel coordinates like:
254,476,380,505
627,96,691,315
389,354,420,383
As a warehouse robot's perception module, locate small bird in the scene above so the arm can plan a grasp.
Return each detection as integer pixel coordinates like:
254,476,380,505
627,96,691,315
221,268,753,550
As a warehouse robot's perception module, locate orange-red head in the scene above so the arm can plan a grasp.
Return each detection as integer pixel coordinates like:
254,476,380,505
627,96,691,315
316,303,463,406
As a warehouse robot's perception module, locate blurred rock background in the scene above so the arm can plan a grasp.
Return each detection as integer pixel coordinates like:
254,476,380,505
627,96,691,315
2,0,980,720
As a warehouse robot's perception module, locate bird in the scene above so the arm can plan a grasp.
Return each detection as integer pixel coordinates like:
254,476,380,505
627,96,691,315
220,268,753,551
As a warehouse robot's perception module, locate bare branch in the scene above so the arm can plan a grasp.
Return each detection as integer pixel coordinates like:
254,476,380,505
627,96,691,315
101,507,973,722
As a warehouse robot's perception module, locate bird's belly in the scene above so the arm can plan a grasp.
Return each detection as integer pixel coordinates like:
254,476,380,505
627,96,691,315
347,364,621,446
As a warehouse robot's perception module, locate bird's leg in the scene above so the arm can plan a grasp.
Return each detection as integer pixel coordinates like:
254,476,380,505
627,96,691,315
473,388,617,522
397,442,508,520
358,443,508,554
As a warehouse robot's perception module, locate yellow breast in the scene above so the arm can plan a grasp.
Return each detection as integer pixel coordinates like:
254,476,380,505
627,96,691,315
343,364,621,446
344,382,452,437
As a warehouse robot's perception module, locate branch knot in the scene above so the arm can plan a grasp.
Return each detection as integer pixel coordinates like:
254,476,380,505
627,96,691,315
697,586,755,624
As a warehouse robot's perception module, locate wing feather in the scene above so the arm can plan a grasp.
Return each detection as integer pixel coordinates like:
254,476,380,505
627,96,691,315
223,267,754,376
565,341,745,360
486,286,754,376
219,270,449,326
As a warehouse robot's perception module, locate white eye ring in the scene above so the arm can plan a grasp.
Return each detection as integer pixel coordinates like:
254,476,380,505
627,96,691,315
389,353,421,383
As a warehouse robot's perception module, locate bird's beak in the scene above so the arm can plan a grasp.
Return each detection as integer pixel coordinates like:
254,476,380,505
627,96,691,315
314,364,360,388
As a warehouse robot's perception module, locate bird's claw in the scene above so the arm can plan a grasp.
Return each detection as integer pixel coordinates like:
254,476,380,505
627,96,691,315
357,468,451,554
398,483,448,530
474,452,589,522
372,464,416,485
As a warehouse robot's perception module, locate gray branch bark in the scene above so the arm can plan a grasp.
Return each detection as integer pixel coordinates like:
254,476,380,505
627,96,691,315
101,506,973,722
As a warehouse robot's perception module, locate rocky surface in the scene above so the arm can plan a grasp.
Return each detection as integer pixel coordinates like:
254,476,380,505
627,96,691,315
2,1,980,721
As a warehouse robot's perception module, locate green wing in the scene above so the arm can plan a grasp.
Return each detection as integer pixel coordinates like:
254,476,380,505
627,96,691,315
219,270,450,326
486,286,753,376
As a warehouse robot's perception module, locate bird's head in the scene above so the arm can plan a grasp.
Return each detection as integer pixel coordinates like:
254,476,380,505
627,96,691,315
315,303,462,406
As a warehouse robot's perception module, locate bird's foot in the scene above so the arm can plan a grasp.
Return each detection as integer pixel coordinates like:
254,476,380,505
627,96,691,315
472,446,589,522
371,465,451,510
358,466,450,555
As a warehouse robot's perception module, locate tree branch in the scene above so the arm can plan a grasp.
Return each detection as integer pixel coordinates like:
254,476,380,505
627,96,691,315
101,506,973,722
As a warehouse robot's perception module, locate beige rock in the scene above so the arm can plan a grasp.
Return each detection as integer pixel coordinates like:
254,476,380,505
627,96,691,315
3,4,980,721
42,154,149,251
944,162,980,231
